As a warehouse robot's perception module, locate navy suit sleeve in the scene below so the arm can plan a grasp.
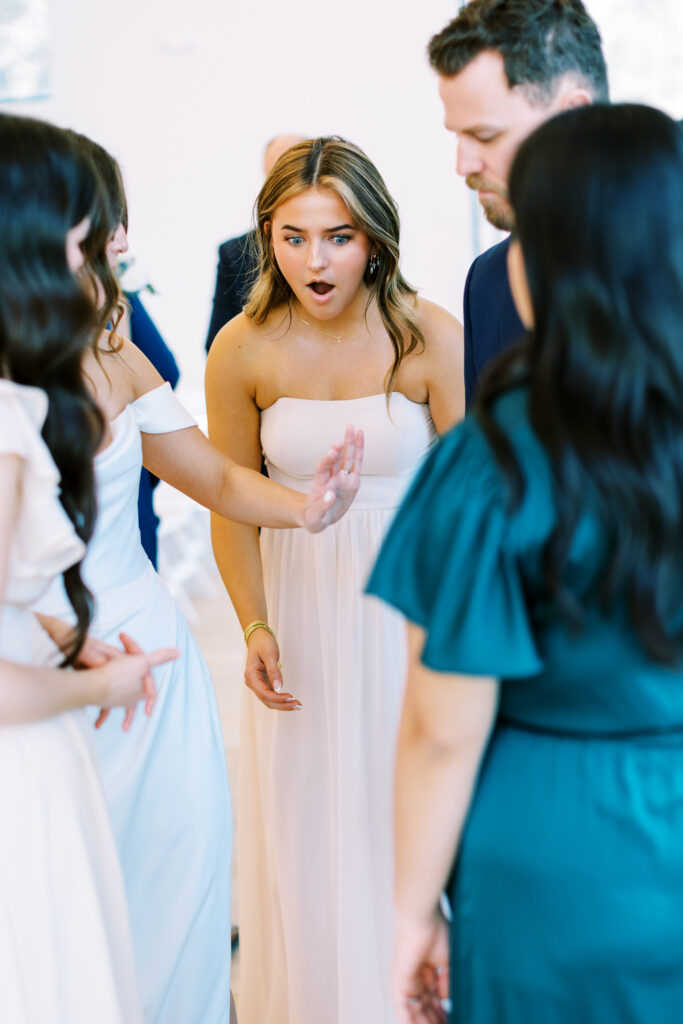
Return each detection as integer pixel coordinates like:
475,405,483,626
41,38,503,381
205,245,245,353
463,257,479,411
127,292,180,388
205,232,260,353
125,291,179,570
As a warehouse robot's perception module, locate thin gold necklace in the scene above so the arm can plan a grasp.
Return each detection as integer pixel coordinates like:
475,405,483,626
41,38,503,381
299,315,358,345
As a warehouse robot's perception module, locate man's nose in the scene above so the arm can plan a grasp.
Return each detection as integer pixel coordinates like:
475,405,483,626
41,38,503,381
455,138,484,178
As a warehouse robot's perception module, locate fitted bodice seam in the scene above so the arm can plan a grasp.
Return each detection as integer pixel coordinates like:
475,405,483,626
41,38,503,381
260,392,425,412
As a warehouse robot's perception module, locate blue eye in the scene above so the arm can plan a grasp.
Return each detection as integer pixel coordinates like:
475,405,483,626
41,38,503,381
331,234,351,245
285,235,304,246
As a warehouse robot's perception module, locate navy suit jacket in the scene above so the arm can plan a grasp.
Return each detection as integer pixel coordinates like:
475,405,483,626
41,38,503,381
205,230,260,353
127,291,180,568
463,235,525,408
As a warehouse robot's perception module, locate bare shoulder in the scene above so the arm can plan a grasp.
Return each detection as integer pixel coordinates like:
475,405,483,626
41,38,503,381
414,297,464,352
93,332,163,401
205,312,259,380
206,308,291,392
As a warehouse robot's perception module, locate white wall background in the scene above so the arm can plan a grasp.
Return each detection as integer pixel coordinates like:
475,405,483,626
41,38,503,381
4,0,681,393
5,0,470,392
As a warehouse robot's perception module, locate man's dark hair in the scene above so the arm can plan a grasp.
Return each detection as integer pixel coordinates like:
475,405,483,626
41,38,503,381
428,0,608,104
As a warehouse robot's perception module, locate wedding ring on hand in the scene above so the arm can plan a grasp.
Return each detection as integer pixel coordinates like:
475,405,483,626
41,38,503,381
340,469,350,475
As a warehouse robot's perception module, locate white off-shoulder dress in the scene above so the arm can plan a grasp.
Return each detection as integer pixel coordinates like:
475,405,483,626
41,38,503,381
0,379,143,1024
238,393,435,1024
35,384,233,1024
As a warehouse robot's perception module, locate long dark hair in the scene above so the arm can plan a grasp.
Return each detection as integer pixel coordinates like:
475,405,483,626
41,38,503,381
68,131,128,336
0,114,106,663
477,103,683,663
246,136,424,398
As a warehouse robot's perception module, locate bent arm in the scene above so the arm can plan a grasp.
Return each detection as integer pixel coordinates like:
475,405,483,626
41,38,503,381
203,326,270,630
141,426,309,528
0,455,171,724
391,626,498,1024
118,334,343,530
203,326,302,709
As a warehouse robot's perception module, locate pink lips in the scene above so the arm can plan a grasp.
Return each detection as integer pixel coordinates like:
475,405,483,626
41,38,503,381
308,281,334,295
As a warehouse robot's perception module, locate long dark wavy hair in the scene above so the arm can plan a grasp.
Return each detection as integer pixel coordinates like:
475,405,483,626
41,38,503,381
68,131,128,337
477,103,683,663
0,114,106,664
245,136,424,398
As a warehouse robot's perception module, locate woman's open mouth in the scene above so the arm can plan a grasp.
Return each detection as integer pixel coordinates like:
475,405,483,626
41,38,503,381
308,281,334,295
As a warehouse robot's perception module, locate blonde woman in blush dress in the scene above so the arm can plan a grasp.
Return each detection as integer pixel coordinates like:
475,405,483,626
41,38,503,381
205,137,464,1024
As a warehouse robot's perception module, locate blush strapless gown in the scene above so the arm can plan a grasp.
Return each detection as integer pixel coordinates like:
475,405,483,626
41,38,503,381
237,393,435,1024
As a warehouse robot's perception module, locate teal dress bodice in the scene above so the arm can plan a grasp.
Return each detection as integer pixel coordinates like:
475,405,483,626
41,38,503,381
368,389,683,1023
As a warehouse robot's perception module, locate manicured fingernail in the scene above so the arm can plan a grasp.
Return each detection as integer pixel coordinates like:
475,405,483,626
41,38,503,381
324,490,334,502
274,680,283,692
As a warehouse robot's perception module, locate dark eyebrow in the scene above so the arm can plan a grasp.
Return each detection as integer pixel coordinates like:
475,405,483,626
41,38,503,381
279,223,356,232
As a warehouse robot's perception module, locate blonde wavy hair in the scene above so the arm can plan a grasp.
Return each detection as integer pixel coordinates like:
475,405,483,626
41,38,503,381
244,136,424,396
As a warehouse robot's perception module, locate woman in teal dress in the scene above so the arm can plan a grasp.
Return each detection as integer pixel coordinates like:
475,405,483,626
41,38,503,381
367,104,683,1024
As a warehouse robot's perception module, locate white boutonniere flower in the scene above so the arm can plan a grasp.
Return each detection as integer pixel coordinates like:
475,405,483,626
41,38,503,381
116,256,157,296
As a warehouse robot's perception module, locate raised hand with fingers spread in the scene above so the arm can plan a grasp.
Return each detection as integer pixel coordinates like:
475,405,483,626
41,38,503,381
302,425,364,533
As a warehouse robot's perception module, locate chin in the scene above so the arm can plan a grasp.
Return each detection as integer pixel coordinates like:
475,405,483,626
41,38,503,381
481,194,511,233
481,200,514,233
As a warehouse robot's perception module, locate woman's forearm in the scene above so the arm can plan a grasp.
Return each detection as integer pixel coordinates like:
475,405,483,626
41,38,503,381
394,709,486,923
394,626,498,923
217,462,306,529
210,515,269,629
0,658,91,724
141,428,307,529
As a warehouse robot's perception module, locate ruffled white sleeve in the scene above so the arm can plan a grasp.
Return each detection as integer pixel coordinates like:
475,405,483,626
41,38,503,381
0,380,85,587
129,382,197,434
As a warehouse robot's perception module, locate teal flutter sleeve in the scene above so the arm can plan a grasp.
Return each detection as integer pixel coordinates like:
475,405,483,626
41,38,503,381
367,418,544,677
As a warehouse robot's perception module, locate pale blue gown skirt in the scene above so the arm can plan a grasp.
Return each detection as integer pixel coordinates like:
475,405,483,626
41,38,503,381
36,390,233,1023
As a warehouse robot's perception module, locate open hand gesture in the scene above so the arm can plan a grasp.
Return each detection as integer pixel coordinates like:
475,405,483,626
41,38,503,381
302,424,364,533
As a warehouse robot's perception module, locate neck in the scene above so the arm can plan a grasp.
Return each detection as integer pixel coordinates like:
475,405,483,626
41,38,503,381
293,288,375,340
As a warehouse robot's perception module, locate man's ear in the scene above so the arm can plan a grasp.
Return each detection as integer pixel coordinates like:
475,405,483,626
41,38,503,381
559,84,593,111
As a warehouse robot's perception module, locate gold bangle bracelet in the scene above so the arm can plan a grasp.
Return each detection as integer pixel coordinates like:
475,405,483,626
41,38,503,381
243,620,276,646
